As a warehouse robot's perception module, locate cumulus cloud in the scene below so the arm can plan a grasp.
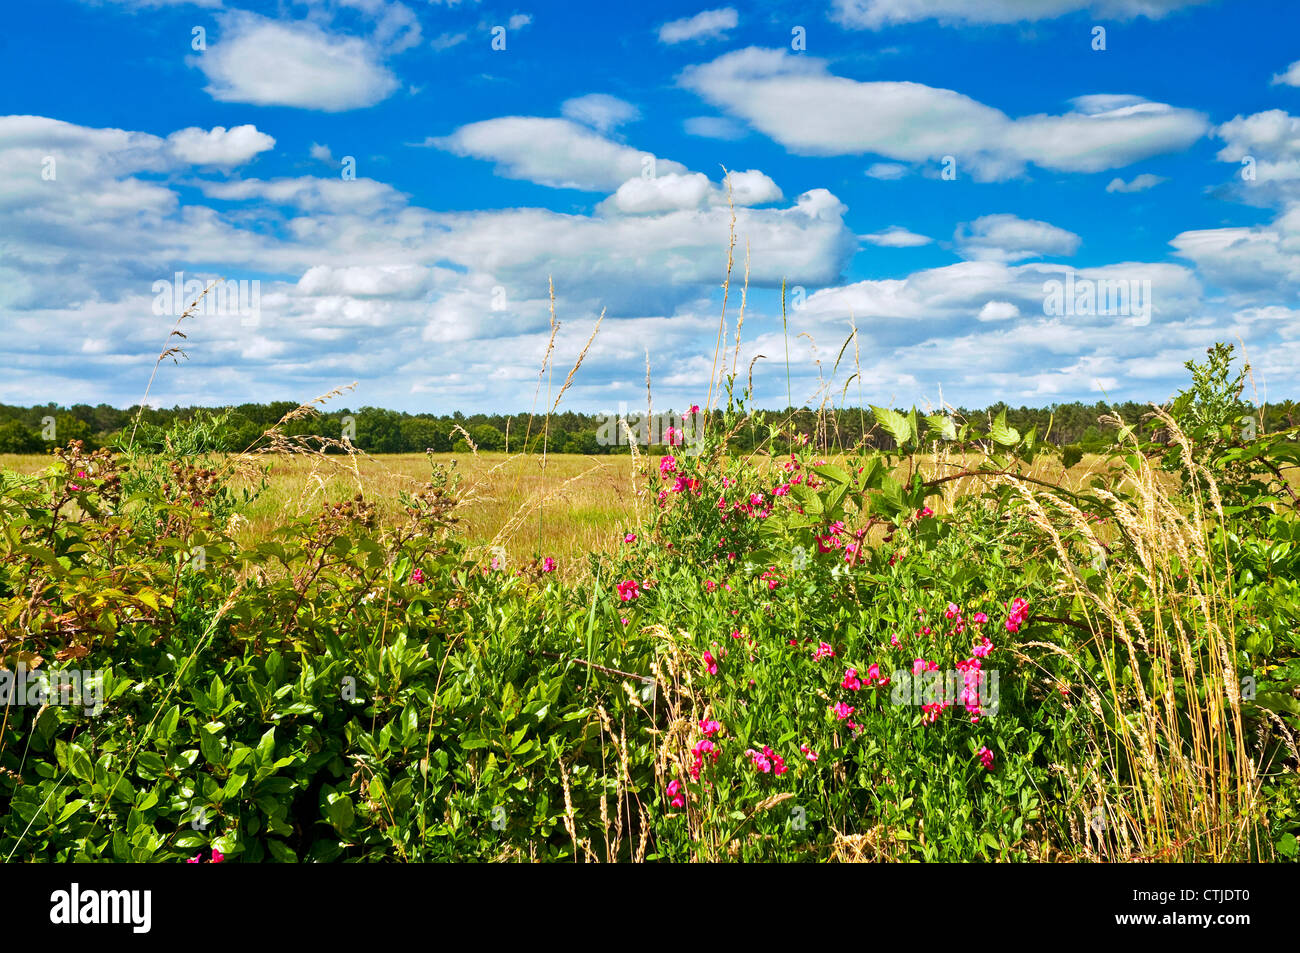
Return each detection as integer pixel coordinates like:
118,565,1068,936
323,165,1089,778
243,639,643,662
830,0,1213,29
196,13,400,111
658,8,738,44
1213,109,1300,206
428,117,689,191
166,125,275,166
954,214,1082,262
978,300,1020,321
679,49,1208,180
598,169,782,214
1271,59,1300,87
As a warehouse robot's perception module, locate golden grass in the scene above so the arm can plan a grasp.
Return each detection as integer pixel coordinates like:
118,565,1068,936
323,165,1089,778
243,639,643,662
0,449,1116,575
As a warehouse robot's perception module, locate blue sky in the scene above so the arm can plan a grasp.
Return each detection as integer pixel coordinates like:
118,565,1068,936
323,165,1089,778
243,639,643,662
1,0,1298,414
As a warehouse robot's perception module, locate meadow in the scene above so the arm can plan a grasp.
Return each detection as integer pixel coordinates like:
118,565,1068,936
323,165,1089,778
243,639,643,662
2,336,1298,864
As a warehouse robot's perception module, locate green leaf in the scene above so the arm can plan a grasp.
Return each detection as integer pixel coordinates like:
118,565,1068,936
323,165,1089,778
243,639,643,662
871,406,912,448
990,411,1020,447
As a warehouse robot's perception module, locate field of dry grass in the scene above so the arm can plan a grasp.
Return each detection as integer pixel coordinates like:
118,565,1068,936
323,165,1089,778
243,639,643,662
1,447,1119,573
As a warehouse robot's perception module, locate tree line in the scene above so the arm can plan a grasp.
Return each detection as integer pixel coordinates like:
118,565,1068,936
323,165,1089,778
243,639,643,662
1,398,1296,456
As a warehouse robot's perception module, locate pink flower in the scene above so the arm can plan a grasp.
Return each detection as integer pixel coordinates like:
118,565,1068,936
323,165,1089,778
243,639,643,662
972,612,988,625
211,848,225,864
541,557,556,573
945,603,960,619
917,507,933,518
659,455,677,477
833,701,855,721
700,719,722,736
730,629,743,639
617,579,641,602
866,663,882,684
841,668,863,691
689,405,700,415
800,744,818,762
624,532,637,543
703,651,717,675
977,746,995,771
766,746,788,776
410,568,425,584
666,779,686,808
1005,597,1029,633
186,855,201,864
812,641,835,661
972,636,994,658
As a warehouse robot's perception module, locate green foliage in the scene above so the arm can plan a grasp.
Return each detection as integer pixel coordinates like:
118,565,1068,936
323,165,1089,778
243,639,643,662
1,344,1295,862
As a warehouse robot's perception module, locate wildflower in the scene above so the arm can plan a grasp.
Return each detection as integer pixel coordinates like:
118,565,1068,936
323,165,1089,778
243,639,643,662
624,532,637,544
866,663,883,684
1004,597,1030,633
800,744,818,762
841,668,863,691
730,628,743,639
659,455,677,477
972,636,994,658
745,747,772,773
972,611,988,625
211,848,225,864
700,719,722,737
410,568,425,585
832,701,855,721
977,746,995,771
617,579,641,601
541,557,556,573
704,579,717,592
703,651,718,675
765,746,788,775
945,603,959,620
812,642,835,661
917,507,933,518
666,779,686,808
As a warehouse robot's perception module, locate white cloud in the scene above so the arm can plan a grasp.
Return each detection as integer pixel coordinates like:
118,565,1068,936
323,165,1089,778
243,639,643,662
978,300,1020,321
429,117,689,191
1170,212,1300,295
561,94,640,133
310,142,334,163
196,13,399,111
507,13,533,31
860,225,931,247
679,48,1208,180
955,214,1081,262
598,169,781,215
1106,173,1166,193
865,162,908,180
658,7,738,44
166,125,275,166
683,115,747,140
830,0,1213,29
1271,59,1300,87
298,264,431,298
1213,109,1300,206
431,31,468,52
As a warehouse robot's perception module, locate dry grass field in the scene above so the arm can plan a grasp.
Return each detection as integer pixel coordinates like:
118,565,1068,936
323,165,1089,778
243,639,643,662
1,447,1122,572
